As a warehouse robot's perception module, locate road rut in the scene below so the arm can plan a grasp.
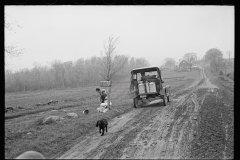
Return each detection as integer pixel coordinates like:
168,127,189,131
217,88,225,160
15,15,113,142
58,66,229,159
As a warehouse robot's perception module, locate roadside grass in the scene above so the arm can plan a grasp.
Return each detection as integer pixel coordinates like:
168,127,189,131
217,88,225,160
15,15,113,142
5,86,99,113
204,66,234,92
162,70,200,80
5,77,133,159
5,70,201,159
189,66,234,159
219,66,234,76
162,70,200,94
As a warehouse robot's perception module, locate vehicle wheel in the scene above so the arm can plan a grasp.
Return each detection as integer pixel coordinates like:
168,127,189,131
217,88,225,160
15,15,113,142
133,98,138,108
167,94,170,102
163,96,167,106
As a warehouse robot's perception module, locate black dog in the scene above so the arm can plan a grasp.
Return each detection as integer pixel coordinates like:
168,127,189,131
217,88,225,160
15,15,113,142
96,118,108,136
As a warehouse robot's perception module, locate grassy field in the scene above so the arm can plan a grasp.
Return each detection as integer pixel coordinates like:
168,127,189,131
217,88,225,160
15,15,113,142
5,70,200,159
161,69,201,93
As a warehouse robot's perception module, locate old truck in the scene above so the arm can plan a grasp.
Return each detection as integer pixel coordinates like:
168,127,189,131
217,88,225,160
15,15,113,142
130,66,170,108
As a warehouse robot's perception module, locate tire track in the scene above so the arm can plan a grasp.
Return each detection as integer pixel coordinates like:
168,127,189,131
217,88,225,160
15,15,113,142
59,66,219,159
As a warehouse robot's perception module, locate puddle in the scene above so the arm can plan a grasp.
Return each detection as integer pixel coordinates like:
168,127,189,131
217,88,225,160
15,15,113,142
117,115,123,119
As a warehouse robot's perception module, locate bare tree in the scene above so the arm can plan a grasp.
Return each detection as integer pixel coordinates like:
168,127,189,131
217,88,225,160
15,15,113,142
51,60,64,88
5,45,24,59
32,62,42,90
164,58,176,70
74,58,85,87
5,14,24,65
183,52,197,64
99,36,129,109
99,36,129,81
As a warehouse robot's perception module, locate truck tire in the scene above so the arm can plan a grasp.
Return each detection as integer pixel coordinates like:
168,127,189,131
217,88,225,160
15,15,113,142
167,94,170,102
133,98,138,108
163,95,167,106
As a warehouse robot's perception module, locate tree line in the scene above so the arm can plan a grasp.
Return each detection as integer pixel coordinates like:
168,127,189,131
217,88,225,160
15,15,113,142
162,52,197,70
204,48,233,75
162,48,233,75
5,56,150,93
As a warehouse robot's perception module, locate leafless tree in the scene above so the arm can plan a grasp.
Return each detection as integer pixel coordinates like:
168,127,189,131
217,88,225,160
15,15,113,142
32,62,42,90
51,60,65,88
99,36,129,81
183,52,197,64
5,55,150,93
164,58,176,70
5,14,24,65
99,35,129,109
74,58,86,87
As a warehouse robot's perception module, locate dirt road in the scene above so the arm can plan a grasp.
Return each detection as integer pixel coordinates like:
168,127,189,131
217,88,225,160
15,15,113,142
58,66,233,159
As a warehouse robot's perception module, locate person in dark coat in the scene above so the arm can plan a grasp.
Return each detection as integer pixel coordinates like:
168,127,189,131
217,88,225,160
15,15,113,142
96,88,107,103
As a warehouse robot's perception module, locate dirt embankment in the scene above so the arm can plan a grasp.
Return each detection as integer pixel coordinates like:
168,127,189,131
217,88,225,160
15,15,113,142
58,66,233,159
188,66,234,159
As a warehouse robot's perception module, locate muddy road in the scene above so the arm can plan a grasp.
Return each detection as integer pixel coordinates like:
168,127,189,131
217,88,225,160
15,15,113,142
58,66,233,159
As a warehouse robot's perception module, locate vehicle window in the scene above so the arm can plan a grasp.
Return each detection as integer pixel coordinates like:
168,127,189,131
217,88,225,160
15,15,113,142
145,71,158,76
133,74,137,80
137,73,141,81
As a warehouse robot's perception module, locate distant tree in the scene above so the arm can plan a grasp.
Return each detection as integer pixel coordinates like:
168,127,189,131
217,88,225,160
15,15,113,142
205,48,223,62
63,61,74,87
32,62,42,90
205,48,223,73
51,60,64,88
13,71,22,92
73,58,85,87
5,69,15,92
183,52,197,63
4,54,152,93
85,58,99,85
18,69,31,92
135,57,150,68
211,56,224,73
164,58,176,69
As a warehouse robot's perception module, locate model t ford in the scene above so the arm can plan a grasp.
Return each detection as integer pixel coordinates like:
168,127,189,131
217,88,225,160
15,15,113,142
130,66,170,108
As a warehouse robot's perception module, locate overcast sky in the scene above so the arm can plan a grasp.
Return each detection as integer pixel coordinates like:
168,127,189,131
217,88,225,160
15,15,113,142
5,6,234,72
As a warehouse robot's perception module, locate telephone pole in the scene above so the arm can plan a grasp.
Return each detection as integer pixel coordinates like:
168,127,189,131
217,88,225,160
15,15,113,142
226,50,232,72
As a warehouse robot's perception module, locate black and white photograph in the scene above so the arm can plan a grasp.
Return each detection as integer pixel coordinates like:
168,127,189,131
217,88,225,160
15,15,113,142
5,5,234,159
